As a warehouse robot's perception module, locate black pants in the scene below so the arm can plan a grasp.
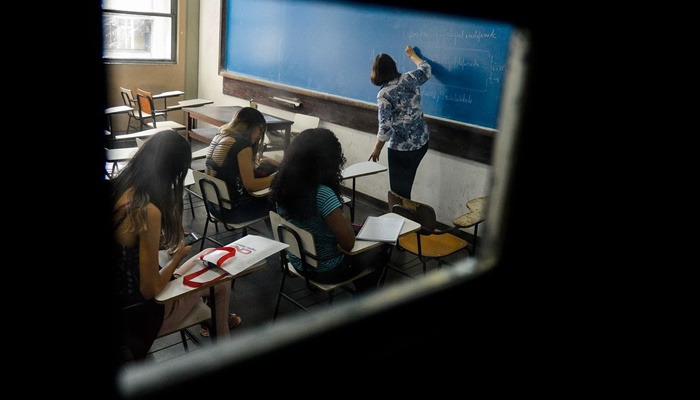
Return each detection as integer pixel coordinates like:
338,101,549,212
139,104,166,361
387,141,429,199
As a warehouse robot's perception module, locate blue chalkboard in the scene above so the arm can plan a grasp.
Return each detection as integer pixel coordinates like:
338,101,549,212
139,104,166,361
224,0,512,129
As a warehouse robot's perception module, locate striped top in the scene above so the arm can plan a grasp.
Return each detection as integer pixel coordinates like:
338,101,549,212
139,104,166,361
276,184,345,273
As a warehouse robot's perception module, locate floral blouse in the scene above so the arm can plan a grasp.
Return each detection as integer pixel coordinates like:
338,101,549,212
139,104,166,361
376,60,431,151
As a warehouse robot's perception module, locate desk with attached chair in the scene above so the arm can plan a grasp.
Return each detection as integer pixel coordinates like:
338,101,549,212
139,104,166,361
105,105,133,137
154,234,287,341
452,196,487,255
270,211,420,319
341,161,388,222
152,90,184,119
136,89,187,132
105,147,137,178
388,190,471,276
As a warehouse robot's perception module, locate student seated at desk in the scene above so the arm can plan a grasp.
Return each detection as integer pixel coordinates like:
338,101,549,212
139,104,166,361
205,107,278,225
111,130,241,359
269,128,388,293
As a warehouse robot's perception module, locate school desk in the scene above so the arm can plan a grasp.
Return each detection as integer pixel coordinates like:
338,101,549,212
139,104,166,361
167,98,215,112
152,90,184,117
153,262,268,341
155,265,233,342
249,162,388,220
178,98,213,107
184,168,270,195
105,105,133,136
191,146,208,160
155,234,288,339
182,105,293,148
183,168,272,220
106,147,137,162
344,212,420,286
344,212,420,255
185,168,195,187
453,196,487,254
114,127,170,141
105,147,137,178
341,161,388,222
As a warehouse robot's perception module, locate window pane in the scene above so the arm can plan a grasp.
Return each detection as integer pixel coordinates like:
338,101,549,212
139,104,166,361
102,0,171,13
103,12,172,60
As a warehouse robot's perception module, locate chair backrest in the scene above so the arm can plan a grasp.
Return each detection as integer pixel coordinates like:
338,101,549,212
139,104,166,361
136,88,156,116
387,190,438,232
120,87,138,116
269,210,319,268
120,87,135,108
193,170,232,211
291,113,320,135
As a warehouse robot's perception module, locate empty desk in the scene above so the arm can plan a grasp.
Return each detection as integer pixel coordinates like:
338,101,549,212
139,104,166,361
178,98,214,107
453,196,487,254
167,98,214,112
153,90,185,117
182,105,292,147
105,147,138,178
105,105,133,137
341,161,388,222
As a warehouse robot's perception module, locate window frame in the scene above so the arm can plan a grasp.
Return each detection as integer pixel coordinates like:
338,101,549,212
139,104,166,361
102,0,178,65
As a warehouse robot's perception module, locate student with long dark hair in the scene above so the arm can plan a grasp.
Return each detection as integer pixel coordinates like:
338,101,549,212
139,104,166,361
269,128,387,292
111,129,239,359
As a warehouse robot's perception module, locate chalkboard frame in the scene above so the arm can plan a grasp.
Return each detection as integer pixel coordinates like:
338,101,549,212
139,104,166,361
218,0,497,165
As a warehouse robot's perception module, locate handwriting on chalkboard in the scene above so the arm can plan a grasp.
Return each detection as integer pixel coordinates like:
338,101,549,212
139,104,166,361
224,0,512,128
408,28,499,44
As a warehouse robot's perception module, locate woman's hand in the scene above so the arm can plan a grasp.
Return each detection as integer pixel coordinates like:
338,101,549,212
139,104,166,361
173,247,217,277
171,240,192,261
405,45,422,65
259,156,280,167
368,140,385,162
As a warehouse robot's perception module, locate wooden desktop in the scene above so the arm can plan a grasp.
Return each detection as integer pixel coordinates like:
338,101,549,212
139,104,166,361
182,105,293,147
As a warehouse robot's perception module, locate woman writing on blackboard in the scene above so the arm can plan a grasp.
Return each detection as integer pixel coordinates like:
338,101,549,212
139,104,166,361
368,45,431,199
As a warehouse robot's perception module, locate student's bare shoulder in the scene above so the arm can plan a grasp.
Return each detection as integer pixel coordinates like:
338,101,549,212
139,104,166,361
145,202,162,220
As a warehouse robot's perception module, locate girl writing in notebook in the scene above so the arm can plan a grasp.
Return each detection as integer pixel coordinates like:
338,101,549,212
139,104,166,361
204,107,279,226
269,128,388,293
111,129,240,359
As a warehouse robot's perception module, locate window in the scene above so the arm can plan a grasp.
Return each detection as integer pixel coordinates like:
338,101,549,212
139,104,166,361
102,0,177,63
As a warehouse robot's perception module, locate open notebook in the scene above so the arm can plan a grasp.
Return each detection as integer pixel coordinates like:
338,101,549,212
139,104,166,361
355,216,405,244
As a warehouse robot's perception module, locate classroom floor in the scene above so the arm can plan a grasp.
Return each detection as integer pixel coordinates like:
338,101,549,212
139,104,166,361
115,137,478,369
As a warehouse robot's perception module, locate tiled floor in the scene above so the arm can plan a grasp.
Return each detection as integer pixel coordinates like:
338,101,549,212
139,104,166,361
118,137,477,368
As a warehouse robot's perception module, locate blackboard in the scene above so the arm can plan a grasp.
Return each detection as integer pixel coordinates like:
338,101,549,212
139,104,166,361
224,0,512,129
